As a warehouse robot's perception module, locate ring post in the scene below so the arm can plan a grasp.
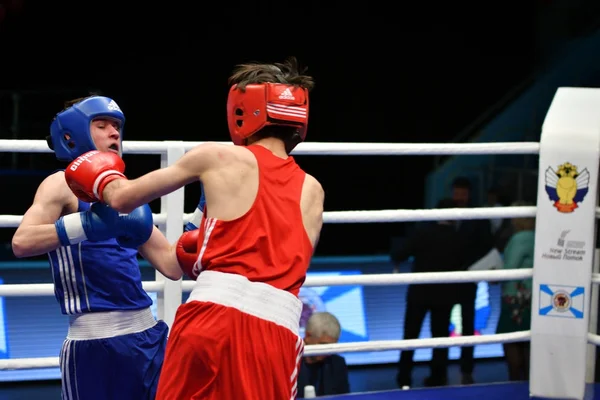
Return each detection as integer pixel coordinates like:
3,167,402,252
530,88,600,399
156,142,185,329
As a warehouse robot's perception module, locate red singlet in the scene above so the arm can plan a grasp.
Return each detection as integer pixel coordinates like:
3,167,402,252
195,144,313,296
155,145,313,400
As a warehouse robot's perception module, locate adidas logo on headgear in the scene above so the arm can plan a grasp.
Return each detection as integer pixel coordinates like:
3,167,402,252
278,88,295,100
107,100,122,112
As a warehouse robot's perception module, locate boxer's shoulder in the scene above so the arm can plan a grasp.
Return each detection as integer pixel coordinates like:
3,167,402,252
189,142,252,165
40,170,75,200
32,170,80,216
45,169,66,183
302,173,324,199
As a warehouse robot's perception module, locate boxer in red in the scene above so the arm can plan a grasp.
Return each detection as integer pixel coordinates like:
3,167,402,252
63,56,324,400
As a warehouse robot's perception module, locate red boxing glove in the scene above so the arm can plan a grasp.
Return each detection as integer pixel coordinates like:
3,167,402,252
65,151,127,203
176,229,200,280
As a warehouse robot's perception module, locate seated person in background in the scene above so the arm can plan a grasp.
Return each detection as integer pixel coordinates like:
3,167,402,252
495,201,535,382
391,198,468,388
298,312,350,398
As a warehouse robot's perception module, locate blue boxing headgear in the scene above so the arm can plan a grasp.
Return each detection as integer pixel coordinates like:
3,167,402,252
47,96,125,162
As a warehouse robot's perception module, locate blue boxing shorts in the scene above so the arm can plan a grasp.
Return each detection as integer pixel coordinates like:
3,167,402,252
59,310,168,400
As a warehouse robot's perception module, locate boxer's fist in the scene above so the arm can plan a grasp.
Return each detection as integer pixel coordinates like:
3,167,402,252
65,150,126,203
117,204,154,248
176,229,200,279
55,203,120,246
184,182,206,232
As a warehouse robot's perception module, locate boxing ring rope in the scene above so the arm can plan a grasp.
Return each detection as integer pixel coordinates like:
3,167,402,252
0,268,534,297
0,125,598,400
0,206,543,228
4,205,600,227
0,139,541,155
7,267,600,296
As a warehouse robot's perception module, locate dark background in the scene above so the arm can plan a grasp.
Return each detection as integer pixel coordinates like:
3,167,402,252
0,0,592,258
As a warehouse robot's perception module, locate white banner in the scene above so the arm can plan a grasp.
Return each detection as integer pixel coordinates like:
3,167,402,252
530,87,600,399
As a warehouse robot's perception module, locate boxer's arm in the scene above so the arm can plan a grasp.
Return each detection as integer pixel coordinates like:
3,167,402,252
300,174,325,252
311,182,325,251
103,143,226,213
12,173,75,257
138,226,184,281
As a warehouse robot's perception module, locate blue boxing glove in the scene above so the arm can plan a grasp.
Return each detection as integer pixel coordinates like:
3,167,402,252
55,203,120,246
184,182,206,232
116,204,154,248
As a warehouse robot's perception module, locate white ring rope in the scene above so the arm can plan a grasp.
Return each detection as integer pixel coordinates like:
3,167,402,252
178,269,533,292
0,357,59,370
0,269,533,298
0,206,554,228
303,331,531,356
0,281,165,297
0,332,532,370
12,270,600,299
0,139,541,156
6,331,600,370
9,204,600,227
587,333,600,347
8,330,600,369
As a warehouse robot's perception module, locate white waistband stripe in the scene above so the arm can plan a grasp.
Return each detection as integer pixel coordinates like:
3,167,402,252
67,308,156,340
187,271,302,336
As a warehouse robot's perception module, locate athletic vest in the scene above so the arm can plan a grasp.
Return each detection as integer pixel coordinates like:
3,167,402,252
195,145,313,296
47,200,152,315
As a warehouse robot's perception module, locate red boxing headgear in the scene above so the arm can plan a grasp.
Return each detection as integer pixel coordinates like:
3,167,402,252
226,83,309,152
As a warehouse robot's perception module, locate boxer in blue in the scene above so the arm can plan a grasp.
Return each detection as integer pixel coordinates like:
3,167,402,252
11,96,184,400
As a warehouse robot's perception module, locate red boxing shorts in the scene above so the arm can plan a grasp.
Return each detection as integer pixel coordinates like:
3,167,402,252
155,271,304,400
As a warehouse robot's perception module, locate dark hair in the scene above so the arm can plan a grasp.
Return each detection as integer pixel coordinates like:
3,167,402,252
63,96,88,109
451,177,471,190
228,56,315,92
228,57,315,150
62,91,104,110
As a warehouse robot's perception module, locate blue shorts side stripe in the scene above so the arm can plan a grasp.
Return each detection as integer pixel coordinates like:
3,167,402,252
60,339,79,400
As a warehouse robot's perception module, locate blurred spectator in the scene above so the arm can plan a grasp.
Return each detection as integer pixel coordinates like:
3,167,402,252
297,312,350,398
451,177,494,385
486,186,514,253
392,198,468,388
486,187,504,235
495,201,535,381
